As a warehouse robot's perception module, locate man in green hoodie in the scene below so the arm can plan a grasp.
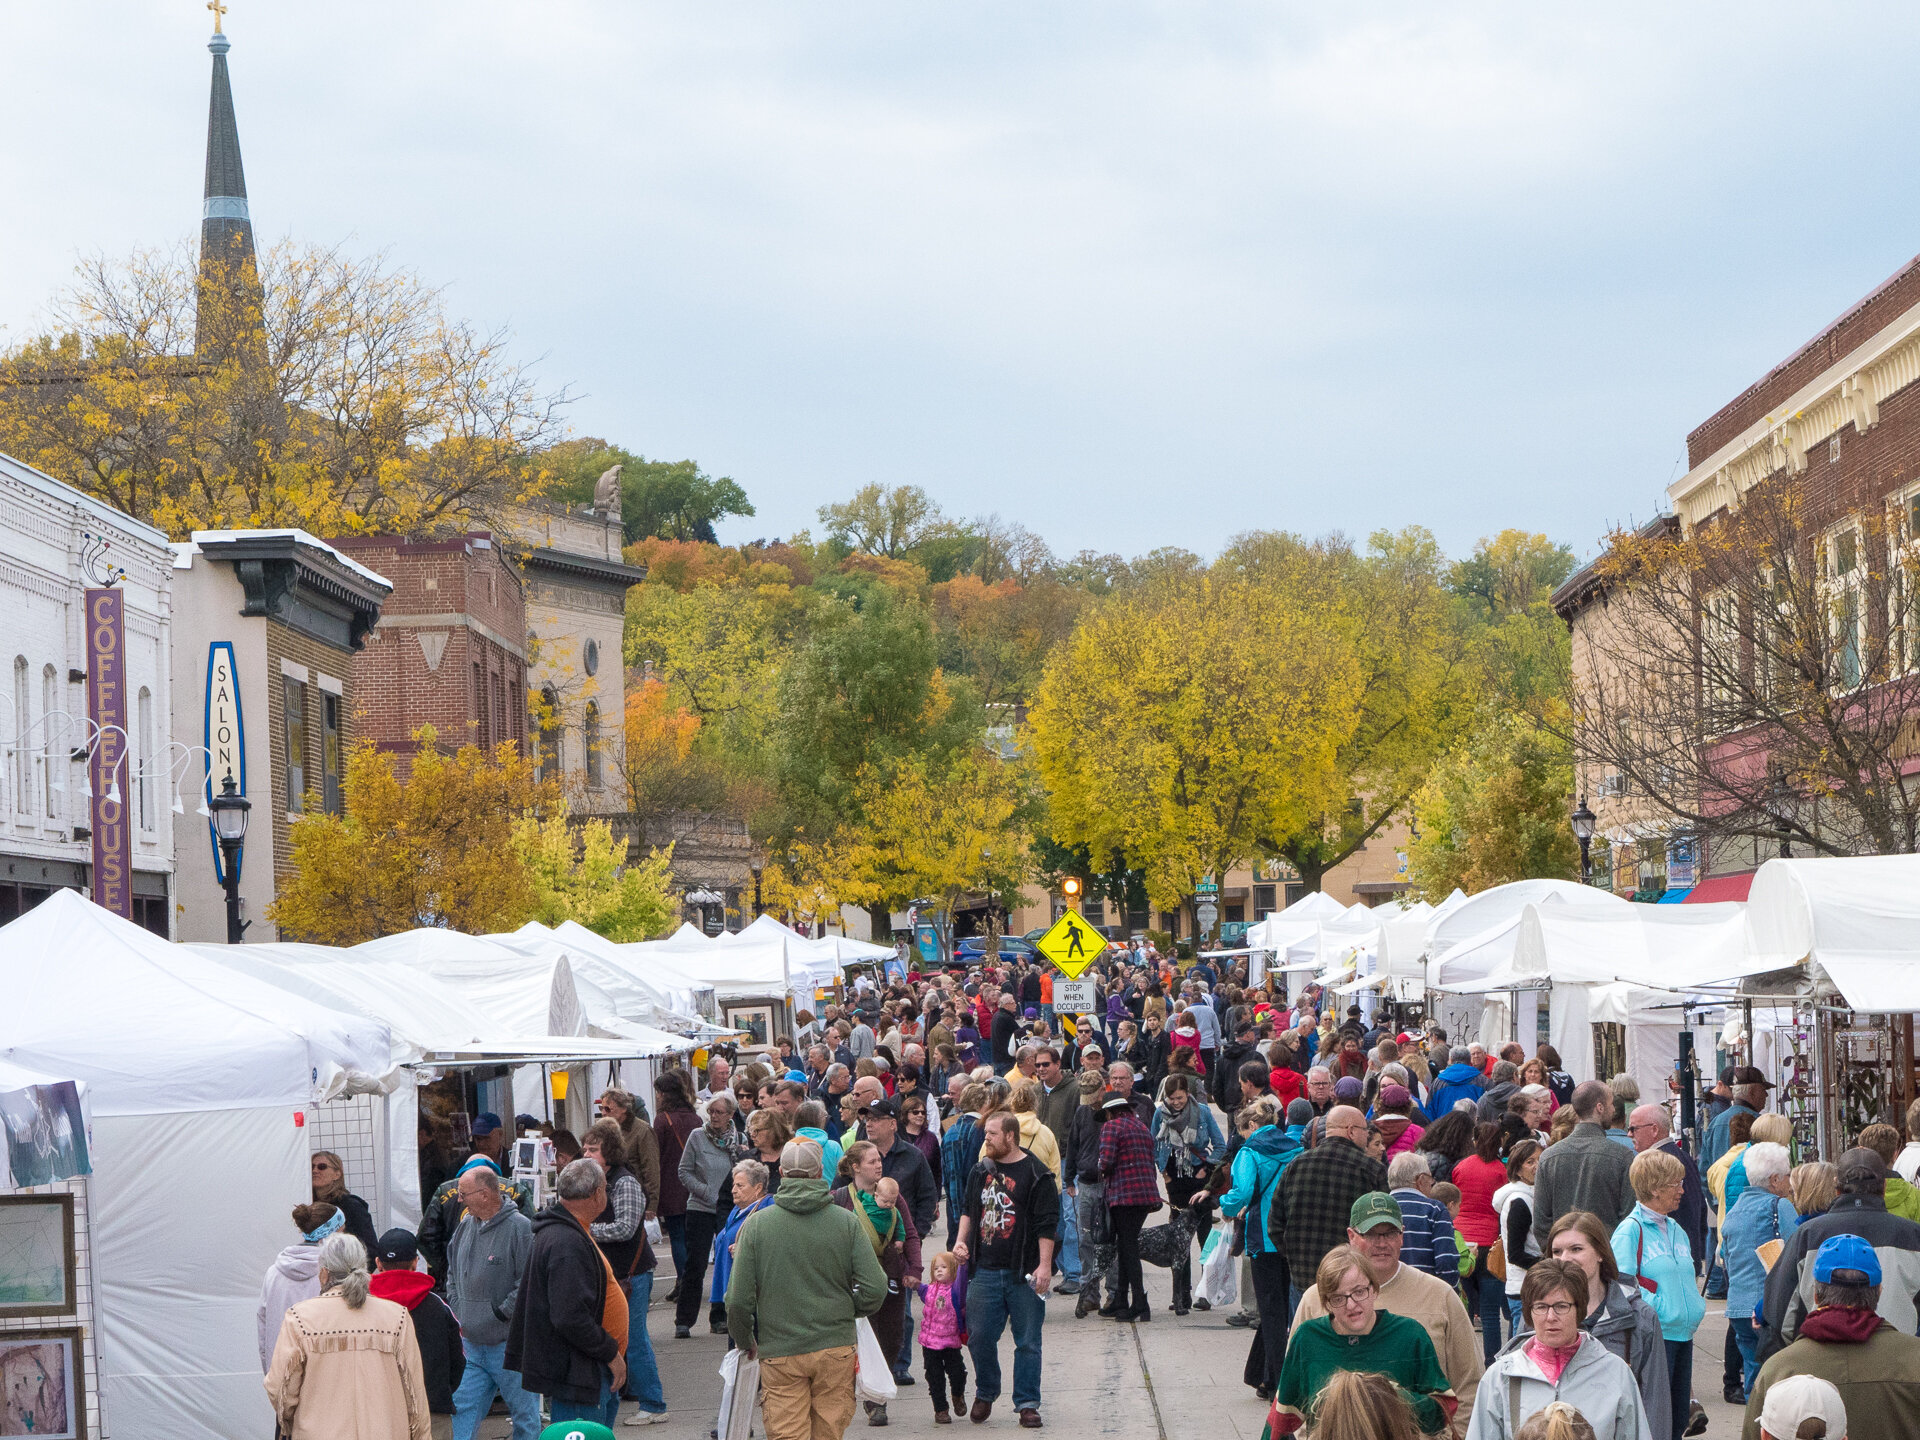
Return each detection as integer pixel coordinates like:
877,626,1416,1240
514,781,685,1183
727,1139,889,1440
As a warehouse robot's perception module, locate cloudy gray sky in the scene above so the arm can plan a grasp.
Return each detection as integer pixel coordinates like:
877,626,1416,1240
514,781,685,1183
6,3,1920,563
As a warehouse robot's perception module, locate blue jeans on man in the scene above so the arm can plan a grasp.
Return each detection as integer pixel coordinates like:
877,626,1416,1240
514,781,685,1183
452,1340,542,1440
1056,1189,1081,1283
1729,1316,1761,1396
621,1272,668,1416
966,1266,1045,1414
551,1367,619,1427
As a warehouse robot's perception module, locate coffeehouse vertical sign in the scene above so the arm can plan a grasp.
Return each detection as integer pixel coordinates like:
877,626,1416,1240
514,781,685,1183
86,585,132,918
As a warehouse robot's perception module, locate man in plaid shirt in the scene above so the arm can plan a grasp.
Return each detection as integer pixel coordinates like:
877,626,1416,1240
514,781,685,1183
1271,1105,1388,1310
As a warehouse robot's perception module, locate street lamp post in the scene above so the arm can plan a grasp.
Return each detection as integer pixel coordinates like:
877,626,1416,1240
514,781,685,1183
1571,796,1597,884
749,857,764,919
207,773,251,943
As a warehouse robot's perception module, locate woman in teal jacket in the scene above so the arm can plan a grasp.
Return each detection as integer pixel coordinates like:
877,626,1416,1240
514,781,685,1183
1219,1098,1302,1395
1612,1149,1704,1440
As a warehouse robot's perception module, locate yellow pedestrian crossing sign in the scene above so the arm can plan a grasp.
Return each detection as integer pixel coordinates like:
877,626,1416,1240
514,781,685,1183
1036,912,1107,978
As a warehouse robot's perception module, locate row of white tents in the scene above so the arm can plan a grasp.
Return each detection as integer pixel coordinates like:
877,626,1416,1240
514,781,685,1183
1224,856,1920,1113
0,893,892,1440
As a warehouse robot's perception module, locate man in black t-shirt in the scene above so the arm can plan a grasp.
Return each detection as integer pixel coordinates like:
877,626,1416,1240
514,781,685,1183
956,1112,1059,1428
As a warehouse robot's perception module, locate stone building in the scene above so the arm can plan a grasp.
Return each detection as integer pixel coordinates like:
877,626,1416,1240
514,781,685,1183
509,497,647,813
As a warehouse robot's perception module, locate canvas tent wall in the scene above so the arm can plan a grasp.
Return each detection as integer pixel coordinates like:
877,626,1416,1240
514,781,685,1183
0,892,394,1440
1745,855,1920,1011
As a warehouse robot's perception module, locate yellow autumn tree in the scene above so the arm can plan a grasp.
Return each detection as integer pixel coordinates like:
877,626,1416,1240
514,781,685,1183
1028,559,1362,917
511,808,677,942
758,835,864,935
0,241,565,538
270,726,556,944
836,747,1035,927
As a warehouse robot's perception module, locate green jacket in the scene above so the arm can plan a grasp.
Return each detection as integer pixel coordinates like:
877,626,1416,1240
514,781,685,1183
1743,1322,1920,1440
724,1176,888,1360
1886,1175,1920,1225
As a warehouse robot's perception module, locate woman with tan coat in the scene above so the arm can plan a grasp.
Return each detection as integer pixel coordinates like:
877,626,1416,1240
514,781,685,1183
265,1231,431,1440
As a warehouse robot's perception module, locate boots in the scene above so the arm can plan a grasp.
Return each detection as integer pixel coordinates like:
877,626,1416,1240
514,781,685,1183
1075,1284,1099,1319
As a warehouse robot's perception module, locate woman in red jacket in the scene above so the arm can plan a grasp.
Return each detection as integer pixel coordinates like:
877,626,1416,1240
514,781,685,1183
1450,1122,1513,1366
1266,1039,1304,1106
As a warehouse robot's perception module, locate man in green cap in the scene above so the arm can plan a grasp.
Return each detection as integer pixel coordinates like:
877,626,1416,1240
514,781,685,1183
1290,1193,1484,1438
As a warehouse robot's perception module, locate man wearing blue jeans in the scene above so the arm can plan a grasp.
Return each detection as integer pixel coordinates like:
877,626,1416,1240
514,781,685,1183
956,1112,1060,1428
446,1166,541,1440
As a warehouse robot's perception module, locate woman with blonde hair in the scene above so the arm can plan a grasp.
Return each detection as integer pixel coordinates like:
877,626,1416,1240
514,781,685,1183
980,1078,1063,1183
1515,1403,1598,1440
1613,1150,1703,1440
1790,1160,1837,1218
310,1150,378,1259
1303,1370,1423,1440
265,1232,431,1440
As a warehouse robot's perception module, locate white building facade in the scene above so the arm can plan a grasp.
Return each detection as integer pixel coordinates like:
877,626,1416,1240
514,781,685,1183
0,452,176,932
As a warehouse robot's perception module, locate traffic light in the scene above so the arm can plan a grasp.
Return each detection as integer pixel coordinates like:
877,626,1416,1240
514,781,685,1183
1061,876,1082,910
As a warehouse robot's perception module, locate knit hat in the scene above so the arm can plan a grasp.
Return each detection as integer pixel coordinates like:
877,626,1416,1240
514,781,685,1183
1378,1083,1411,1109
1286,1098,1315,1126
1333,1077,1364,1103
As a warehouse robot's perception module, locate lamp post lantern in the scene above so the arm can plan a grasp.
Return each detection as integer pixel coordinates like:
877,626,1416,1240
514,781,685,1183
207,773,251,943
1571,795,1597,884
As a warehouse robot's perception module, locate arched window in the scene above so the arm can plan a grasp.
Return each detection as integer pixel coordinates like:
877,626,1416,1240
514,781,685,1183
538,686,561,783
11,657,27,814
138,686,155,831
583,701,601,789
42,665,57,819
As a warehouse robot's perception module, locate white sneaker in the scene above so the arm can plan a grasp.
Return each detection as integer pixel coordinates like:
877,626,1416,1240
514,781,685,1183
623,1410,671,1426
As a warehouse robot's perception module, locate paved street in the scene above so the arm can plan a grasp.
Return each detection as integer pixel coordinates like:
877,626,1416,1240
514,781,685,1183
477,1260,1750,1440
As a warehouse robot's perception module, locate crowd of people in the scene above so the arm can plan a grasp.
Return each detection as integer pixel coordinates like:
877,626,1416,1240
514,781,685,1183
253,941,1920,1440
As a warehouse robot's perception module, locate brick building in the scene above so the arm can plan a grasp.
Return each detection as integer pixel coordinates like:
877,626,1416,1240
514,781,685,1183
331,534,528,770
1559,252,1920,899
169,530,389,941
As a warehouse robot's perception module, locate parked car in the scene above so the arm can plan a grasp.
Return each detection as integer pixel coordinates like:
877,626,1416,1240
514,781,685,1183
957,935,1038,960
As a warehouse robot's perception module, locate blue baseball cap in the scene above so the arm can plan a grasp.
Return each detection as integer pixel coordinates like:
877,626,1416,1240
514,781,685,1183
470,1112,503,1137
1812,1233,1881,1284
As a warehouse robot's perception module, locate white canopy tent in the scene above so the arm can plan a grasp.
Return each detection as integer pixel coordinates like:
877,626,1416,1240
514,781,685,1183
1744,855,1920,1011
1,892,394,1440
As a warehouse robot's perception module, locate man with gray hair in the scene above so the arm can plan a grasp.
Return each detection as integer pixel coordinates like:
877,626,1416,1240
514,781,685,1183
1387,1151,1459,1285
727,1140,888,1440
505,1159,628,1427
1531,1079,1635,1250
1474,1060,1521,1124
447,1163,540,1440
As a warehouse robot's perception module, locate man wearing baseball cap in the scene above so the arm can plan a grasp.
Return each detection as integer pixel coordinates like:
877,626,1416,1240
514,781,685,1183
1291,1194,1482,1437
1760,1148,1920,1360
1744,1233,1920,1439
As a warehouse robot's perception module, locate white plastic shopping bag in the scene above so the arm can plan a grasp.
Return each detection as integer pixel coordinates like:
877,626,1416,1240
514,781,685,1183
1194,1228,1238,1309
853,1317,899,1403
717,1347,760,1440
644,1216,664,1248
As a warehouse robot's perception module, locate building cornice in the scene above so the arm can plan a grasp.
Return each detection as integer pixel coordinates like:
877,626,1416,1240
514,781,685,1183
523,546,648,589
1670,295,1920,530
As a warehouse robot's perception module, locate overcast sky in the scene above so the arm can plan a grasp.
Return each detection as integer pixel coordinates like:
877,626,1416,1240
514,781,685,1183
6,3,1920,563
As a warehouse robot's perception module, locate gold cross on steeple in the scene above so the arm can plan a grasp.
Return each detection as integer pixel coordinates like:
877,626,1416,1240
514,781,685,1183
207,0,227,33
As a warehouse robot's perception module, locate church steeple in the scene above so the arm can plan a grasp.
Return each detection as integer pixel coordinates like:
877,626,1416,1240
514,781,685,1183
196,2,260,354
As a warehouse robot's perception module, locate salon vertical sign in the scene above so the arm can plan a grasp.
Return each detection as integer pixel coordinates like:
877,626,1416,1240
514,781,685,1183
86,586,132,918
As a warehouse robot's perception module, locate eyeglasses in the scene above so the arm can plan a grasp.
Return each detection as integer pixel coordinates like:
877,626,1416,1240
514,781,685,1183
1328,1285,1374,1308
1531,1301,1578,1318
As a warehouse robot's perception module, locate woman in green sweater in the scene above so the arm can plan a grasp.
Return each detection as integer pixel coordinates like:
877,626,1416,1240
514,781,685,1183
1267,1245,1458,1438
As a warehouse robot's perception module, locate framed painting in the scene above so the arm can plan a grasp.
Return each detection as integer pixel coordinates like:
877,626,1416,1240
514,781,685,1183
724,1004,776,1048
0,1327,84,1439
0,1195,76,1319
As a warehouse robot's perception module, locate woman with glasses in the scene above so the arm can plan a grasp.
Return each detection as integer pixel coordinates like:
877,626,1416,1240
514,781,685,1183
1610,1150,1704,1440
1533,1212,1669,1440
1266,1245,1456,1438
1463,1260,1652,1440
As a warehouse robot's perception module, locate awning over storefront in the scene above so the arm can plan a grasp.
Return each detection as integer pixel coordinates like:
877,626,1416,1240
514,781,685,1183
1684,873,1755,904
1655,888,1692,904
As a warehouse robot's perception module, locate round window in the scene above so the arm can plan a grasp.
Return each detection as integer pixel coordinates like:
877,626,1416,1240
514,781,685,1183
584,639,600,676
